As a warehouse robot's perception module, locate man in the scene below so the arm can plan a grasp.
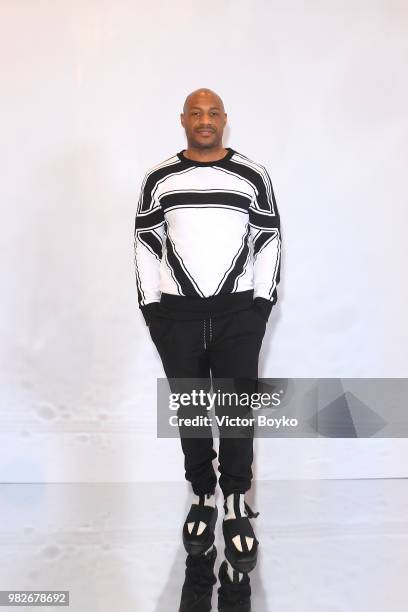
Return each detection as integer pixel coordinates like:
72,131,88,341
134,88,281,611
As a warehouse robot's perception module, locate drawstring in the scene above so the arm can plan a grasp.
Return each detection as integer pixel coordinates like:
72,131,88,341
203,317,212,348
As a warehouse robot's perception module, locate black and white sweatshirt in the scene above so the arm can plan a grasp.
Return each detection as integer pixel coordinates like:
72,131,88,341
134,147,282,324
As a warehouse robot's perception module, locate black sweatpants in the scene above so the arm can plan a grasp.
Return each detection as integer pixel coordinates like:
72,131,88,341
149,306,266,497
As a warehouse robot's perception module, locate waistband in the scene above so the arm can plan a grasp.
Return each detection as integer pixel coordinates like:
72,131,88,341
159,290,254,315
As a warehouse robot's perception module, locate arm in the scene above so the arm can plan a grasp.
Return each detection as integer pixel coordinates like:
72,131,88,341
133,172,166,325
249,165,282,321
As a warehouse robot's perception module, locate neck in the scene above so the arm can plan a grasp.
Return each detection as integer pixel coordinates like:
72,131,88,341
183,144,228,162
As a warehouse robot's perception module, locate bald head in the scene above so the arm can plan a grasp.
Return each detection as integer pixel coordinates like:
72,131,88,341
181,88,227,152
183,88,226,114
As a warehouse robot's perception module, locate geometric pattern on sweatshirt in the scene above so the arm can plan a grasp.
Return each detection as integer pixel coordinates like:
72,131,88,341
134,147,282,308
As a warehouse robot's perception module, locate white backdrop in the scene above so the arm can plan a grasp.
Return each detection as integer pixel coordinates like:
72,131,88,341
1,0,407,482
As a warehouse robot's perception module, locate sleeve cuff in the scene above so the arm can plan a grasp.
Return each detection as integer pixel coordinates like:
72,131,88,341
253,297,273,322
141,302,160,326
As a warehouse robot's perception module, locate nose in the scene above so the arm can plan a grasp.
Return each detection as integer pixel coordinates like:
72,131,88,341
198,112,215,125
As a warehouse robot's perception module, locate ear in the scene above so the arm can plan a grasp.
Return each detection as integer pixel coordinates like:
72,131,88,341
180,113,185,127
224,113,228,127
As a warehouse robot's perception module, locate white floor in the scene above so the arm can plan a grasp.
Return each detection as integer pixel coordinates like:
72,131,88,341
0,479,407,611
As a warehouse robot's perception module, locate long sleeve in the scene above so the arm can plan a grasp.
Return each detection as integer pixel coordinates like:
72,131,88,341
249,165,282,319
133,171,166,325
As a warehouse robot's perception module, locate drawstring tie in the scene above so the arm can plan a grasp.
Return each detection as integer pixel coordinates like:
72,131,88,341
203,317,212,348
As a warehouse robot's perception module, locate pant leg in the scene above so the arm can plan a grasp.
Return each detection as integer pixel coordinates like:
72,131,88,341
149,315,217,495
208,307,266,497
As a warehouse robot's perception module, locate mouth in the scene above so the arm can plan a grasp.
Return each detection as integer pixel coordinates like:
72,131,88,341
197,129,215,136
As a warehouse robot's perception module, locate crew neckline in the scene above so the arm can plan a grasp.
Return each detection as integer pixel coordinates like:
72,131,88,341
177,147,235,166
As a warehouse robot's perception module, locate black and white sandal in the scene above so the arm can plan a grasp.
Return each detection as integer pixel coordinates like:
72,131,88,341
182,493,218,556
222,493,259,574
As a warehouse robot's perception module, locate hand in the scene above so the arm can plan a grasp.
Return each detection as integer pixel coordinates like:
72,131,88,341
252,297,272,322
141,302,160,326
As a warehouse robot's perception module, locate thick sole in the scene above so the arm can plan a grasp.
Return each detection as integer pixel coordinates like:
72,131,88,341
224,545,257,574
183,505,218,556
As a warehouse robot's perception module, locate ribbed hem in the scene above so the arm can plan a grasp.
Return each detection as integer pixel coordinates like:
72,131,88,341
159,290,254,316
140,302,160,325
253,297,273,321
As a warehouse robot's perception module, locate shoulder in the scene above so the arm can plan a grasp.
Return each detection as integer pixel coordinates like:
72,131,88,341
230,150,269,174
144,153,182,181
229,150,273,190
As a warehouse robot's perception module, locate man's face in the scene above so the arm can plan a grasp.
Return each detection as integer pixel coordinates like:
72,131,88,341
181,94,227,149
